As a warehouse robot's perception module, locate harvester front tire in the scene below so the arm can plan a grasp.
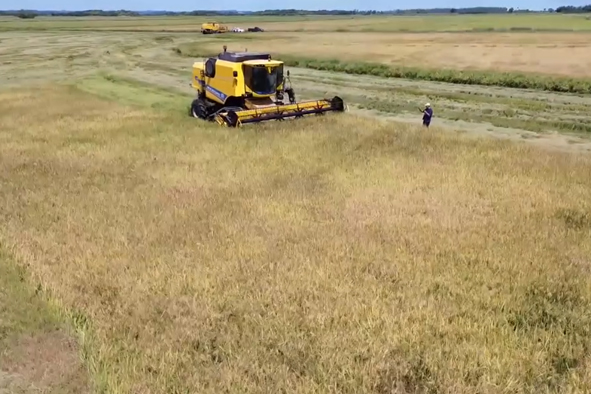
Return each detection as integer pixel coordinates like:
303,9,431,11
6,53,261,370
222,111,239,127
190,99,207,119
331,96,345,112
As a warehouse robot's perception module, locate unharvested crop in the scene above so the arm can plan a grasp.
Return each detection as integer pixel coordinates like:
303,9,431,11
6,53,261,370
1,84,591,393
178,45,591,95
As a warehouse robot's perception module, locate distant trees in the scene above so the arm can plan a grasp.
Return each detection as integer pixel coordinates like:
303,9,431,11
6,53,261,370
16,12,36,18
555,5,591,13
0,9,141,17
1,5,590,18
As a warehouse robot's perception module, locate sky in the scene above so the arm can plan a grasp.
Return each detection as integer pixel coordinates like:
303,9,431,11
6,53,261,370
2,0,587,11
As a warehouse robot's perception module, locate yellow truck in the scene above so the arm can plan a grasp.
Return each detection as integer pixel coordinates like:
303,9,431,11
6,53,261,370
201,22,229,34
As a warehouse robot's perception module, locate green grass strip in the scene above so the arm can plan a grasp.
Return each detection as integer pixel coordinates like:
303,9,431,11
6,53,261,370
280,56,591,95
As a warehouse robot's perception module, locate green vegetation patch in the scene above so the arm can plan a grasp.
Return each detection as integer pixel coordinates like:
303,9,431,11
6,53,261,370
75,73,192,112
0,249,62,339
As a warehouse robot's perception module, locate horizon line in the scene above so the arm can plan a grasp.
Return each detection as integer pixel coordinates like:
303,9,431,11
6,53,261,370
2,6,553,13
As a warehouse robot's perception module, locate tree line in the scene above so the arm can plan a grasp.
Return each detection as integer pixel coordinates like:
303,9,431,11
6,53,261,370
1,5,590,19
554,4,591,12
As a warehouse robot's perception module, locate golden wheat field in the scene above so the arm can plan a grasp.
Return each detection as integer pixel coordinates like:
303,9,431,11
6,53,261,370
1,13,591,394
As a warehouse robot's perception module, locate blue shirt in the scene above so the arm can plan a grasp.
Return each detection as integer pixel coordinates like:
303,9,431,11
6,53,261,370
423,107,433,120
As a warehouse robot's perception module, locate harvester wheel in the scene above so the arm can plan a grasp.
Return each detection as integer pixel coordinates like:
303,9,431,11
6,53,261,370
285,88,296,104
221,111,240,127
331,96,345,112
190,99,207,119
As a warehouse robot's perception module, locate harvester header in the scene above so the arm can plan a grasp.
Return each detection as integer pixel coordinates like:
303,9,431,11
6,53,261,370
189,45,345,127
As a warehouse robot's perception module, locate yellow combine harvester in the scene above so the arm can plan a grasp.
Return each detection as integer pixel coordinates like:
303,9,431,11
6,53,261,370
200,22,229,34
189,45,345,127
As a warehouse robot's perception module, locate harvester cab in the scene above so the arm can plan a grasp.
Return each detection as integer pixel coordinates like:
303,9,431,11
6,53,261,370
189,45,345,127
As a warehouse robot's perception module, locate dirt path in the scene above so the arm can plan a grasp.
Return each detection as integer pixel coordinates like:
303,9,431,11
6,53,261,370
1,30,590,154
0,252,90,394
1,332,90,394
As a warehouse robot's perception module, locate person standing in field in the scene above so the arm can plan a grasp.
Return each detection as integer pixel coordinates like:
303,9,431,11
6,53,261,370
421,103,433,128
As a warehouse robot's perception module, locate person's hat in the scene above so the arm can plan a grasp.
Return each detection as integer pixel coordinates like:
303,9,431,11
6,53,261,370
425,103,431,107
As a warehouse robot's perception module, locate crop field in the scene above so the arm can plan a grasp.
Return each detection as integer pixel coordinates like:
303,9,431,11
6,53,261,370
179,31,591,78
2,13,591,32
1,14,591,394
